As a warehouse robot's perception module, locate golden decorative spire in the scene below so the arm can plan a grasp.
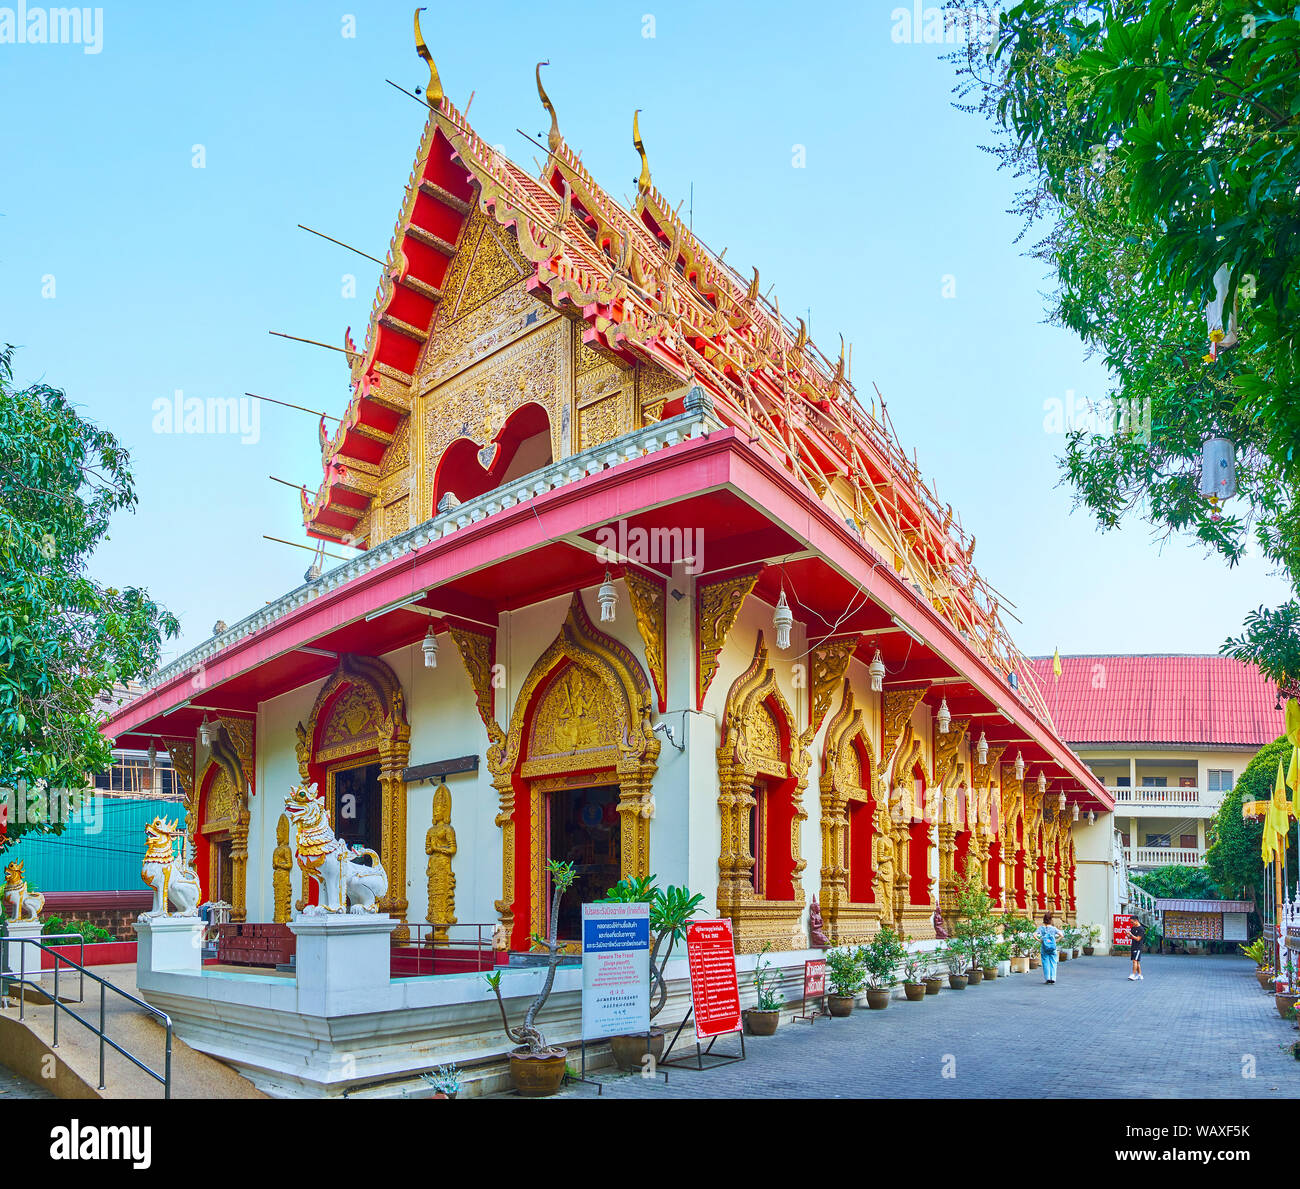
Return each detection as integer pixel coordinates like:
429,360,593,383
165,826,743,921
414,7,444,108
536,61,561,154
746,266,760,304
633,109,651,195
795,317,808,351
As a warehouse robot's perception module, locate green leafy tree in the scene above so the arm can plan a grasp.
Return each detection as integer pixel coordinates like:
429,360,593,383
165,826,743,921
0,345,178,847
1130,864,1220,901
1205,735,1294,909
950,0,1300,691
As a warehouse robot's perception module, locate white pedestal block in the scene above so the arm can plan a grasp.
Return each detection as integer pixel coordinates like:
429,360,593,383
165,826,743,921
289,914,398,1016
134,916,204,976
2,920,44,981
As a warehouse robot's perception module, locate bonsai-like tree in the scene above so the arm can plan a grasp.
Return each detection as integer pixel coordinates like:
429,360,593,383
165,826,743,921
858,925,907,990
1002,913,1037,958
604,874,704,1021
953,856,997,969
484,859,575,1056
825,944,866,996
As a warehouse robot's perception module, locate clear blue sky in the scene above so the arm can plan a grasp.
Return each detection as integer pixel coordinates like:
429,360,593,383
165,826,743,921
2,0,1288,665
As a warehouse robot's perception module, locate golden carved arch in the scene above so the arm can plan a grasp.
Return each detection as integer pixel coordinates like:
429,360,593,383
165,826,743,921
195,757,247,920
490,592,659,950
818,680,878,942
296,653,411,932
716,632,812,953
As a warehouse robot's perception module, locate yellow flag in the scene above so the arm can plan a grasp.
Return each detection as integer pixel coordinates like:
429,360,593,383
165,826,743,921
1266,758,1290,864
1052,647,1062,681
1285,699,1300,794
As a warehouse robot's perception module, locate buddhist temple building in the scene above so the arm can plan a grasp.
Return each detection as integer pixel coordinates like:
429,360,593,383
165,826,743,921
101,21,1113,1092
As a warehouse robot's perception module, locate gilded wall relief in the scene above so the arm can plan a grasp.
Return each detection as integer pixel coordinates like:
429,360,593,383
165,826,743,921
637,363,687,426
808,637,859,736
623,568,667,712
696,570,760,709
716,632,811,954
449,627,504,746
488,593,658,950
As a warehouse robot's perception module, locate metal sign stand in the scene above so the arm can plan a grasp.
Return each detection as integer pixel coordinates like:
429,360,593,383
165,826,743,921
659,1006,745,1070
794,992,825,1023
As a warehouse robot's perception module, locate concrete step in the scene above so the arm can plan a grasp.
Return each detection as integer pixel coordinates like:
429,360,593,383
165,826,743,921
0,964,265,1099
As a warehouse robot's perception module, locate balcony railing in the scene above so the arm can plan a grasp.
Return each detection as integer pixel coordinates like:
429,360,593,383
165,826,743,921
1111,786,1214,806
1126,846,1205,868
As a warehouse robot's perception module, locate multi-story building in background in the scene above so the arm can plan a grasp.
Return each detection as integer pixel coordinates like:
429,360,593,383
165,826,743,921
1030,655,1284,872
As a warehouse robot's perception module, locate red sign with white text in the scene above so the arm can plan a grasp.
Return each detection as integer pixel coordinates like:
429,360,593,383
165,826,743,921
685,919,743,1039
803,959,826,999
1113,914,1135,945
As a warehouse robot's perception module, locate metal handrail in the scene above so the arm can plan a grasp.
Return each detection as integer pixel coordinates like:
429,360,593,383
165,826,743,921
3,937,172,1098
397,923,497,976
2,932,86,1002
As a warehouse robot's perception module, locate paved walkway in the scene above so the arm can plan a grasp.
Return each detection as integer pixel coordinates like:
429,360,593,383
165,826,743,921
562,954,1300,1098
0,1065,55,1099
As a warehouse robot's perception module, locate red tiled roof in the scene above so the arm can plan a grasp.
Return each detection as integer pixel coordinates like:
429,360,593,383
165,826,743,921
1025,655,1285,746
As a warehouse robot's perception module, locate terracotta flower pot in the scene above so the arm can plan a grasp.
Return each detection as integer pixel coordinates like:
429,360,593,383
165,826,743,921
904,983,926,1002
1276,993,1299,1020
1083,946,1095,956
948,973,968,990
982,966,997,980
509,1047,567,1097
1256,969,1273,990
967,967,984,985
1058,951,1070,962
865,988,891,1009
924,976,943,995
827,994,855,1017
609,1029,665,1071
745,1008,780,1036
1029,956,1041,969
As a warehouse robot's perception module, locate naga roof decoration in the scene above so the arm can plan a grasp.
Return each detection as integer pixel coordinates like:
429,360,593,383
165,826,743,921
299,10,1052,724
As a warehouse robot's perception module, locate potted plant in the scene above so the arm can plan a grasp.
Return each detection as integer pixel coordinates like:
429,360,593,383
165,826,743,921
1028,935,1042,969
901,944,929,1001
417,1063,461,1099
952,857,995,984
602,875,704,1069
824,944,865,1016
1066,926,1083,958
1241,938,1274,989
1083,923,1100,956
939,939,968,989
978,937,997,980
1003,914,1034,973
923,960,945,995
484,859,575,1097
1277,951,1299,1020
859,925,906,1008
992,938,1013,978
745,942,784,1034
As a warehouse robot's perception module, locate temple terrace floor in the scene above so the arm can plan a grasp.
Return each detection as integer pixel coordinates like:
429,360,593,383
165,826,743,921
559,954,1300,1099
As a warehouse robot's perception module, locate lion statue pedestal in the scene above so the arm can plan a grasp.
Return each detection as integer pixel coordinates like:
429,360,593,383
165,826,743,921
133,916,204,977
289,913,399,1016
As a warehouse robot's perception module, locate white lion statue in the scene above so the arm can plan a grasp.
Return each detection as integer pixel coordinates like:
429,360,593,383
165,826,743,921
3,860,44,922
284,784,388,915
140,817,202,920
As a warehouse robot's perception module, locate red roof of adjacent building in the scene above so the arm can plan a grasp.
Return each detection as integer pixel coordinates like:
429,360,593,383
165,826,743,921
1026,655,1285,747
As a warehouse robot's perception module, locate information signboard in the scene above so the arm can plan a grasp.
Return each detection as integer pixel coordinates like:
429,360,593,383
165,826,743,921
581,902,650,1041
803,959,826,1000
1112,914,1135,945
1223,912,1248,943
685,918,742,1040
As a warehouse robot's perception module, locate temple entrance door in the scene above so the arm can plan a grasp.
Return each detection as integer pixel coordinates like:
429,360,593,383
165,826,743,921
546,784,621,942
211,834,233,904
329,760,383,853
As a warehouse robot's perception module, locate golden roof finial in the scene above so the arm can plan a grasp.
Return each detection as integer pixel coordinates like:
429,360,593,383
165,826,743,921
795,317,808,351
746,266,760,304
633,109,651,195
536,61,561,154
414,8,444,108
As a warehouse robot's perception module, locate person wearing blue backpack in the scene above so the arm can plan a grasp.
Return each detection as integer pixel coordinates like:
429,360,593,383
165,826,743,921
1036,913,1064,984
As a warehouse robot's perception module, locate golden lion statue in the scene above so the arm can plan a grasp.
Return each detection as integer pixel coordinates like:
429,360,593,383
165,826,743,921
140,817,202,920
284,784,387,915
3,860,44,922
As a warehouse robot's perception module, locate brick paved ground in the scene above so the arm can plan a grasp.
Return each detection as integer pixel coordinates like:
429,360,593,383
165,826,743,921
0,1064,55,1099
561,953,1300,1098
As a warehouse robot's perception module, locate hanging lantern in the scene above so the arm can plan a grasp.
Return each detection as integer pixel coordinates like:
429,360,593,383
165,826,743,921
977,731,988,765
422,625,439,669
1198,436,1237,504
1015,751,1025,781
1088,809,1096,825
1072,802,1080,822
868,649,885,693
1057,789,1066,811
937,697,951,735
1037,769,1047,795
199,716,211,747
597,570,617,623
773,590,794,651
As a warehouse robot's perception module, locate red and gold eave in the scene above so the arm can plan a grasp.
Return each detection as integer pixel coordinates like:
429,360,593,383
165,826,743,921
112,424,1114,817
